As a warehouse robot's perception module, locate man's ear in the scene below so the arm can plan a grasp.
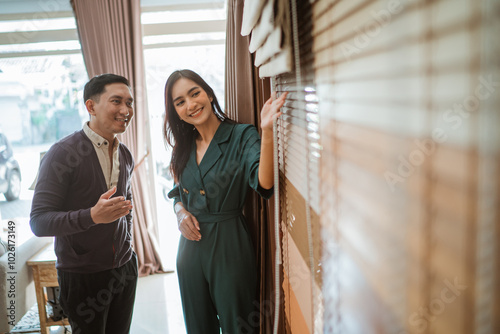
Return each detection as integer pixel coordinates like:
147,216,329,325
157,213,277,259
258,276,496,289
85,99,95,116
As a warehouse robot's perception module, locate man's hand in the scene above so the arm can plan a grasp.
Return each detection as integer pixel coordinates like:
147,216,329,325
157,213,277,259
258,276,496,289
90,186,133,224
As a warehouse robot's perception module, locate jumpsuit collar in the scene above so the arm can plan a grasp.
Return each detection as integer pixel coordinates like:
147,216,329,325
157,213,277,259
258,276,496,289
184,122,234,186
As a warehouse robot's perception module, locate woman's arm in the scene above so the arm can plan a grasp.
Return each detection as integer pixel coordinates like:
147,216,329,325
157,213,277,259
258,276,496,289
258,92,288,189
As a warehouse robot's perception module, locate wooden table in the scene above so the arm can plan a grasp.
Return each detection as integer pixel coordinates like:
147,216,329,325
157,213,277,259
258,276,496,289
26,243,69,334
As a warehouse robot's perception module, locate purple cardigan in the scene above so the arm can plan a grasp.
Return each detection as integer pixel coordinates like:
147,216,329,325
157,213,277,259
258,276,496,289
30,130,134,273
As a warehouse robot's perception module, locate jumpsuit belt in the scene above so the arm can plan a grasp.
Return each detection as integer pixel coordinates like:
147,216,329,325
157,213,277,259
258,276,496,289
192,210,242,224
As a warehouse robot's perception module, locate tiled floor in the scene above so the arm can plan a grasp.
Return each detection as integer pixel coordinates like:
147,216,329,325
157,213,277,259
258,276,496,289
129,197,186,334
130,271,185,334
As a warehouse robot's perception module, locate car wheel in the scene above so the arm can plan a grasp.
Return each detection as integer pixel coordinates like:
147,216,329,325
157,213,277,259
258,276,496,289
5,169,21,201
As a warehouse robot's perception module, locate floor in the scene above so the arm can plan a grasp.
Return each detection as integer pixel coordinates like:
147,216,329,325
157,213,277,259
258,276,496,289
130,271,186,334
129,196,187,334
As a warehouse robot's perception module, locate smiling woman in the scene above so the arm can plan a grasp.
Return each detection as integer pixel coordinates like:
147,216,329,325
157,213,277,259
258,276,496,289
162,69,286,334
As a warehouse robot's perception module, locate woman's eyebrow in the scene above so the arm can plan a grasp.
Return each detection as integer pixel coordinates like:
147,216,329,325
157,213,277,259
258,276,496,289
173,86,200,102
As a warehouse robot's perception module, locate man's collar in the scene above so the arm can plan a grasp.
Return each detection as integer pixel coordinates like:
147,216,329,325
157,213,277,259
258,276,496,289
83,122,119,148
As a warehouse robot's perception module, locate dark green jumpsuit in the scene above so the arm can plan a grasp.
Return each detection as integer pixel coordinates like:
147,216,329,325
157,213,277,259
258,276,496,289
168,122,273,334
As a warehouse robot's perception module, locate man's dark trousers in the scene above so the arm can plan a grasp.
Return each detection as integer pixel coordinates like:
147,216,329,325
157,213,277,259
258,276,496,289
57,252,138,334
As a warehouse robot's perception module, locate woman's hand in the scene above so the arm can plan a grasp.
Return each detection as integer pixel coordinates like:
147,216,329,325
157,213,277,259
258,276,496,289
260,91,288,131
175,203,201,241
257,91,288,189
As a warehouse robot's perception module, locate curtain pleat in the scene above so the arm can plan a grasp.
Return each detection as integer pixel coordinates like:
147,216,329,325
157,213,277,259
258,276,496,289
71,0,163,277
225,0,285,332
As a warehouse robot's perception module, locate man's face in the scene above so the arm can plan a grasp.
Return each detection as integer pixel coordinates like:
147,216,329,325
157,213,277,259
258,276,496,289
87,83,134,141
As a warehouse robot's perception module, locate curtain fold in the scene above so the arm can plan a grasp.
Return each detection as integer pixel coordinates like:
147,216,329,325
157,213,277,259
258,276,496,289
225,1,284,332
71,0,163,276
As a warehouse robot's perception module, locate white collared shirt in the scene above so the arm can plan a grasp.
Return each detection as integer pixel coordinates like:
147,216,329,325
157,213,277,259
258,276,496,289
83,122,120,190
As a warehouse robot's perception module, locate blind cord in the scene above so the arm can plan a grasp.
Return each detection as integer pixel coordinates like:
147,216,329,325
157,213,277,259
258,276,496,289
273,112,281,334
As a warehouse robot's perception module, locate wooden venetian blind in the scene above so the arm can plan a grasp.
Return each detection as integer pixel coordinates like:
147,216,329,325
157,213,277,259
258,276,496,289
275,0,323,333
275,0,500,333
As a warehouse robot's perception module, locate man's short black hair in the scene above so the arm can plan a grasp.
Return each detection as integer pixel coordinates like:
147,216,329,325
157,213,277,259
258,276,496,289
84,73,130,102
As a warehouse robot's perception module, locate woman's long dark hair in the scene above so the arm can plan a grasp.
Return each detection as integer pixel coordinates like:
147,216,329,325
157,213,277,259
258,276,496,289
163,69,232,182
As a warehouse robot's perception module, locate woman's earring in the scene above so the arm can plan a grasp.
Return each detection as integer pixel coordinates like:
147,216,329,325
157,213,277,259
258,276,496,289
212,102,225,122
214,108,225,122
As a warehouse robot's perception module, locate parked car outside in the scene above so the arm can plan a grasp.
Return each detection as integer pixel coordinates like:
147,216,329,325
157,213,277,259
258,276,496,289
0,132,21,201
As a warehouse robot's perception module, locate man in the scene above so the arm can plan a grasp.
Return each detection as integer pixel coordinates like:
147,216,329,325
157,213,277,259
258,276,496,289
30,74,137,334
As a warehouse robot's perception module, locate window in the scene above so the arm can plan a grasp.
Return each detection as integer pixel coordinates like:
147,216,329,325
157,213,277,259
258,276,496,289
0,4,88,245
140,4,226,332
141,2,226,180
141,2,226,262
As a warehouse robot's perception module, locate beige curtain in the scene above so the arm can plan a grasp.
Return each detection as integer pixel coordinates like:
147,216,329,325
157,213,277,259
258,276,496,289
225,1,285,333
71,0,163,276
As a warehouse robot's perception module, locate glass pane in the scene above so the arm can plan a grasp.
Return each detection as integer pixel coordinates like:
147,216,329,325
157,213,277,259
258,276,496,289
141,8,226,24
0,41,81,53
0,17,76,33
143,32,225,45
0,54,88,245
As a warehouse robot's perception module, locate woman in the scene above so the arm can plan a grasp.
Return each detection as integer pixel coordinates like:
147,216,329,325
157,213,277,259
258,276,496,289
164,69,286,333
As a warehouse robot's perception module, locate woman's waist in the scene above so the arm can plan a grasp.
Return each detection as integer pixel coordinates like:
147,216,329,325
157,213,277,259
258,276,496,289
191,209,243,223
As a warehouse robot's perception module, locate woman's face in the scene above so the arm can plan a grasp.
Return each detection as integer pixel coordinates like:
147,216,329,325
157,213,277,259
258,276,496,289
171,77,215,126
